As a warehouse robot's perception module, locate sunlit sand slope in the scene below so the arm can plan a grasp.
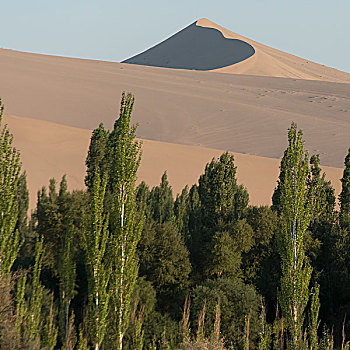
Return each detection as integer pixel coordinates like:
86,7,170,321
5,115,343,210
0,49,349,168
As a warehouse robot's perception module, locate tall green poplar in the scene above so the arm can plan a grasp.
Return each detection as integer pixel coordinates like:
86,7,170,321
340,149,350,229
108,92,143,350
28,236,45,344
277,122,314,350
149,171,174,224
191,152,249,278
0,99,22,278
15,171,29,234
83,169,111,350
85,123,109,191
59,220,77,349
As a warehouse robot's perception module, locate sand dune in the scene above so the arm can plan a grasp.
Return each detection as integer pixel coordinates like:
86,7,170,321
123,18,350,83
0,48,349,168
4,115,343,211
0,19,348,207
123,21,255,70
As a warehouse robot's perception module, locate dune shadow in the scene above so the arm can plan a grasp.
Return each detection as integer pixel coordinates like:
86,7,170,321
122,22,255,71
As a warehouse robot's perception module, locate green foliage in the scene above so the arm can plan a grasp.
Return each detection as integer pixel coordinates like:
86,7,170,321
0,274,36,349
6,94,350,349
15,171,29,235
58,220,77,348
243,206,280,297
14,236,57,349
277,122,314,350
191,152,249,279
178,339,227,350
207,230,241,278
175,185,190,240
198,152,248,224
107,92,144,349
0,99,22,278
77,327,89,350
191,278,260,348
139,222,191,296
308,284,320,350
258,302,271,350
309,154,335,221
272,151,287,214
35,179,62,271
149,172,174,224
83,169,111,349
130,300,144,350
42,295,58,350
319,326,334,350
340,149,350,229
136,181,151,219
85,123,110,191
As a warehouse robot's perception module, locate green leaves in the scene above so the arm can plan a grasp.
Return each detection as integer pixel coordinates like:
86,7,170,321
0,99,22,278
83,168,111,349
108,92,143,350
198,152,248,224
277,122,315,349
340,149,350,229
84,92,144,349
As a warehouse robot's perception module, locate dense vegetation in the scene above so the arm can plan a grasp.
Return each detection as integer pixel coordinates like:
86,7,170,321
0,94,350,350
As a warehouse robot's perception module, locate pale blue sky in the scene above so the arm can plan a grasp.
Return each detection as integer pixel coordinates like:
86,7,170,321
1,0,349,72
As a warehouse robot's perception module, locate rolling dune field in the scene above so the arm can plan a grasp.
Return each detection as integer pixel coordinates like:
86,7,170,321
0,18,348,208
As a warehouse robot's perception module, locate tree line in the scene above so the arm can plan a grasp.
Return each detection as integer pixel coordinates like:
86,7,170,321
0,93,350,350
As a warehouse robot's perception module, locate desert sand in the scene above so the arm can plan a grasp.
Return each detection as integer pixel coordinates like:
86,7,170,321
0,47,349,168
0,19,348,209
4,114,343,211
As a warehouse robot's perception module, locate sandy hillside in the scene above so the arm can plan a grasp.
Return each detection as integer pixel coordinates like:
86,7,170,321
197,18,350,82
0,18,348,208
124,18,350,83
0,48,349,168
4,115,343,210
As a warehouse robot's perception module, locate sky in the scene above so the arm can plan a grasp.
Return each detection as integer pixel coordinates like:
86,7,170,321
1,0,349,72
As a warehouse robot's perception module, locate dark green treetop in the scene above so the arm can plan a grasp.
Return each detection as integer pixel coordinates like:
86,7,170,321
340,149,350,228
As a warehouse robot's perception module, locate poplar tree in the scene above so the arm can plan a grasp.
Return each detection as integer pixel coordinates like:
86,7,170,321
16,236,57,348
340,149,350,229
85,123,109,191
191,152,249,278
0,98,22,278
15,171,29,234
27,236,45,346
149,171,174,224
83,169,111,350
59,220,77,349
174,185,190,239
277,122,314,350
108,92,143,350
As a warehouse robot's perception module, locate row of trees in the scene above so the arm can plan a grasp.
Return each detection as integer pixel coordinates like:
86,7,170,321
0,94,350,349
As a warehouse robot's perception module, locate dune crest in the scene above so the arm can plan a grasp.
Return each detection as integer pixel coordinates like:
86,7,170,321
123,21,255,70
196,18,350,82
123,17,349,83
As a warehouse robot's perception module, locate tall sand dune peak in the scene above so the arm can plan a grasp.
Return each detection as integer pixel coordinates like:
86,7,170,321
123,19,255,70
124,18,350,83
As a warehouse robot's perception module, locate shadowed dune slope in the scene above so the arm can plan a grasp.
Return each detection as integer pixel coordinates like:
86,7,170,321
124,18,350,83
123,21,255,70
4,115,343,210
0,48,349,168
